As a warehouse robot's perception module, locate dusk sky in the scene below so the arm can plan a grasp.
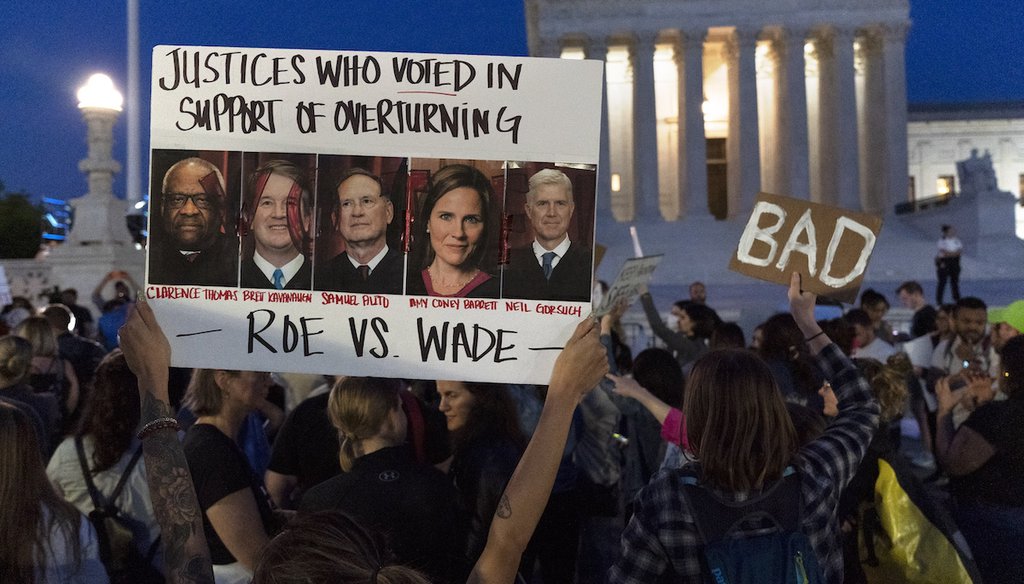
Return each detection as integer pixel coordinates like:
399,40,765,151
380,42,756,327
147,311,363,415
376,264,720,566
1,0,1021,206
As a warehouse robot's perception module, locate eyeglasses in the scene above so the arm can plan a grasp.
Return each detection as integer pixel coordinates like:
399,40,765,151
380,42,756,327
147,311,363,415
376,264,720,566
165,192,215,210
339,196,385,211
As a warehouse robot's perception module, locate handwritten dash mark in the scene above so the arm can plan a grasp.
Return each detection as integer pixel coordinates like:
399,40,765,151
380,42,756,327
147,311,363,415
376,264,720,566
176,329,222,338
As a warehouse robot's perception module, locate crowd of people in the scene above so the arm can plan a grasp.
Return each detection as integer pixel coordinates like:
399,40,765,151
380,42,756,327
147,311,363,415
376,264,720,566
0,264,1021,583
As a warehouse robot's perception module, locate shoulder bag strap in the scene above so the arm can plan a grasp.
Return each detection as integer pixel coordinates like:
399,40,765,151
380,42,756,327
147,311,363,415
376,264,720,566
74,435,107,509
108,445,144,505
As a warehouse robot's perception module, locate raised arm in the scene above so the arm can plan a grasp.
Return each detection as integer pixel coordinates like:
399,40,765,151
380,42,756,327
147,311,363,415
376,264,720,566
469,318,608,584
91,272,113,311
639,292,704,363
605,374,671,424
119,300,215,584
788,273,879,490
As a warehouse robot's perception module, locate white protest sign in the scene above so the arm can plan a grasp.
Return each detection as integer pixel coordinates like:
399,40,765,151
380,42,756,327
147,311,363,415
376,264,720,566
593,255,663,317
728,192,883,303
902,335,935,369
147,46,603,384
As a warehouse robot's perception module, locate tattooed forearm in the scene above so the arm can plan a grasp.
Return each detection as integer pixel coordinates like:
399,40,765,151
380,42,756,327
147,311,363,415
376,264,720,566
496,494,512,519
140,391,215,584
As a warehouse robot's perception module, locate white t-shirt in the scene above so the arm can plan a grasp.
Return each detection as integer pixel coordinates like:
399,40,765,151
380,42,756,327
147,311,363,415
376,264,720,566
47,436,162,565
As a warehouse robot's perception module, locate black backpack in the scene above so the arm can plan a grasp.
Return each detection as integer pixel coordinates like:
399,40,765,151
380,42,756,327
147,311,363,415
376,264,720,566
678,465,823,584
74,437,163,584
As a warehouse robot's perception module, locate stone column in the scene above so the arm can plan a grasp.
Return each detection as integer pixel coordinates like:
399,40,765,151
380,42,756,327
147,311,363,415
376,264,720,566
857,29,886,213
726,27,762,217
631,32,661,220
675,28,710,217
814,26,861,210
833,27,862,211
772,27,810,200
881,22,910,213
586,37,613,216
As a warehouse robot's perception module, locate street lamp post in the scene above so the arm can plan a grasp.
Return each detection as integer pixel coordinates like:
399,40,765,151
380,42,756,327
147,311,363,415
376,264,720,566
48,73,143,304
66,73,133,246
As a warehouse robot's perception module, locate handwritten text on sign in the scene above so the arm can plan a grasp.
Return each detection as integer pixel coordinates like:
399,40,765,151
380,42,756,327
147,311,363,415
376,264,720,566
148,286,585,383
728,192,883,303
150,46,603,163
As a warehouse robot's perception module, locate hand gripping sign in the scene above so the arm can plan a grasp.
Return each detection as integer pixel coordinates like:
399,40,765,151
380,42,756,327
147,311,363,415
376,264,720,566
728,192,883,303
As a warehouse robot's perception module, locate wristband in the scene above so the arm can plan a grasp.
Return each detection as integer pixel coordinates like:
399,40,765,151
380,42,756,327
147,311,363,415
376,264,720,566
137,417,180,440
803,330,826,344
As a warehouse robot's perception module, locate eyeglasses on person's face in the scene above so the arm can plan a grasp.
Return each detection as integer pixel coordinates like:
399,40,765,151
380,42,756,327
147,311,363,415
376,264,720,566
165,192,215,210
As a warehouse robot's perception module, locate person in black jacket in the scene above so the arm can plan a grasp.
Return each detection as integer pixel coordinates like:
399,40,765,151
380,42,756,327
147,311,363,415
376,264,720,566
502,168,592,303
301,377,465,583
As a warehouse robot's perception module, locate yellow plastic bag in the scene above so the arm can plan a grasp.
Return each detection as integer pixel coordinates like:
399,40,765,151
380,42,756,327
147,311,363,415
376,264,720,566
859,460,974,584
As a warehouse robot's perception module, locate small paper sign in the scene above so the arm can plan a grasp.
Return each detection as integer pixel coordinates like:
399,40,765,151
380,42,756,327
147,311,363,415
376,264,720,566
594,255,663,317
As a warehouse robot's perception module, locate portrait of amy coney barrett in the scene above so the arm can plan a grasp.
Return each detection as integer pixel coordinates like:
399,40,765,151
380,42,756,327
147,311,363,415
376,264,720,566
406,161,503,299
147,150,240,288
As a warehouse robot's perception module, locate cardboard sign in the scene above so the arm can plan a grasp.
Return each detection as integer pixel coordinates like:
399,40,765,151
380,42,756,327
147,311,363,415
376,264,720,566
147,45,603,384
728,192,882,303
593,255,662,317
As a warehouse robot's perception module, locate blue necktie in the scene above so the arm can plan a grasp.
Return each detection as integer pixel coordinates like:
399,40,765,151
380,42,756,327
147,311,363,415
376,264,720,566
272,268,285,290
542,251,557,280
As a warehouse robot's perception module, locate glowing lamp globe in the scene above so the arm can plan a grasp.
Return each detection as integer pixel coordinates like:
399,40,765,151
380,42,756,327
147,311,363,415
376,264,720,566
76,74,123,112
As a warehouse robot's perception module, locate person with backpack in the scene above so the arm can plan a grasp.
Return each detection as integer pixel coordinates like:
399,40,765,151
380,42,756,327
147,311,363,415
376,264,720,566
14,315,81,433
46,350,163,583
609,273,880,583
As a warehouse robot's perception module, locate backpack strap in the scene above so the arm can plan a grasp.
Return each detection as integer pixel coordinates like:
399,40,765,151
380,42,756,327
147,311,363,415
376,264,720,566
75,436,108,510
74,436,144,510
680,465,802,544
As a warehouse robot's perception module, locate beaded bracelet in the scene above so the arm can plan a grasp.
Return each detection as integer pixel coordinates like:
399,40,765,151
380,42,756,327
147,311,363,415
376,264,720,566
137,417,180,440
803,330,826,344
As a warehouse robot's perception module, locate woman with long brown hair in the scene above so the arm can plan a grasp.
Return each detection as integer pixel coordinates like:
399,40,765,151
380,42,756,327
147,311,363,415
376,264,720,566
46,350,162,578
437,380,526,567
407,164,499,298
611,273,880,583
0,402,108,582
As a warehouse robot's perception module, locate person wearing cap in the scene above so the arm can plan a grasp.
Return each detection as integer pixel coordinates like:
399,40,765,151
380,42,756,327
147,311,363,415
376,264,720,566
989,300,1024,352
240,160,313,290
150,156,239,287
314,168,403,294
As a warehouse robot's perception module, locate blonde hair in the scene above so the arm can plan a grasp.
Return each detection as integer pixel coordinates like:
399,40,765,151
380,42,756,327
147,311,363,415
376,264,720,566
327,377,403,472
183,369,242,416
855,357,909,423
13,316,58,358
0,335,32,387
